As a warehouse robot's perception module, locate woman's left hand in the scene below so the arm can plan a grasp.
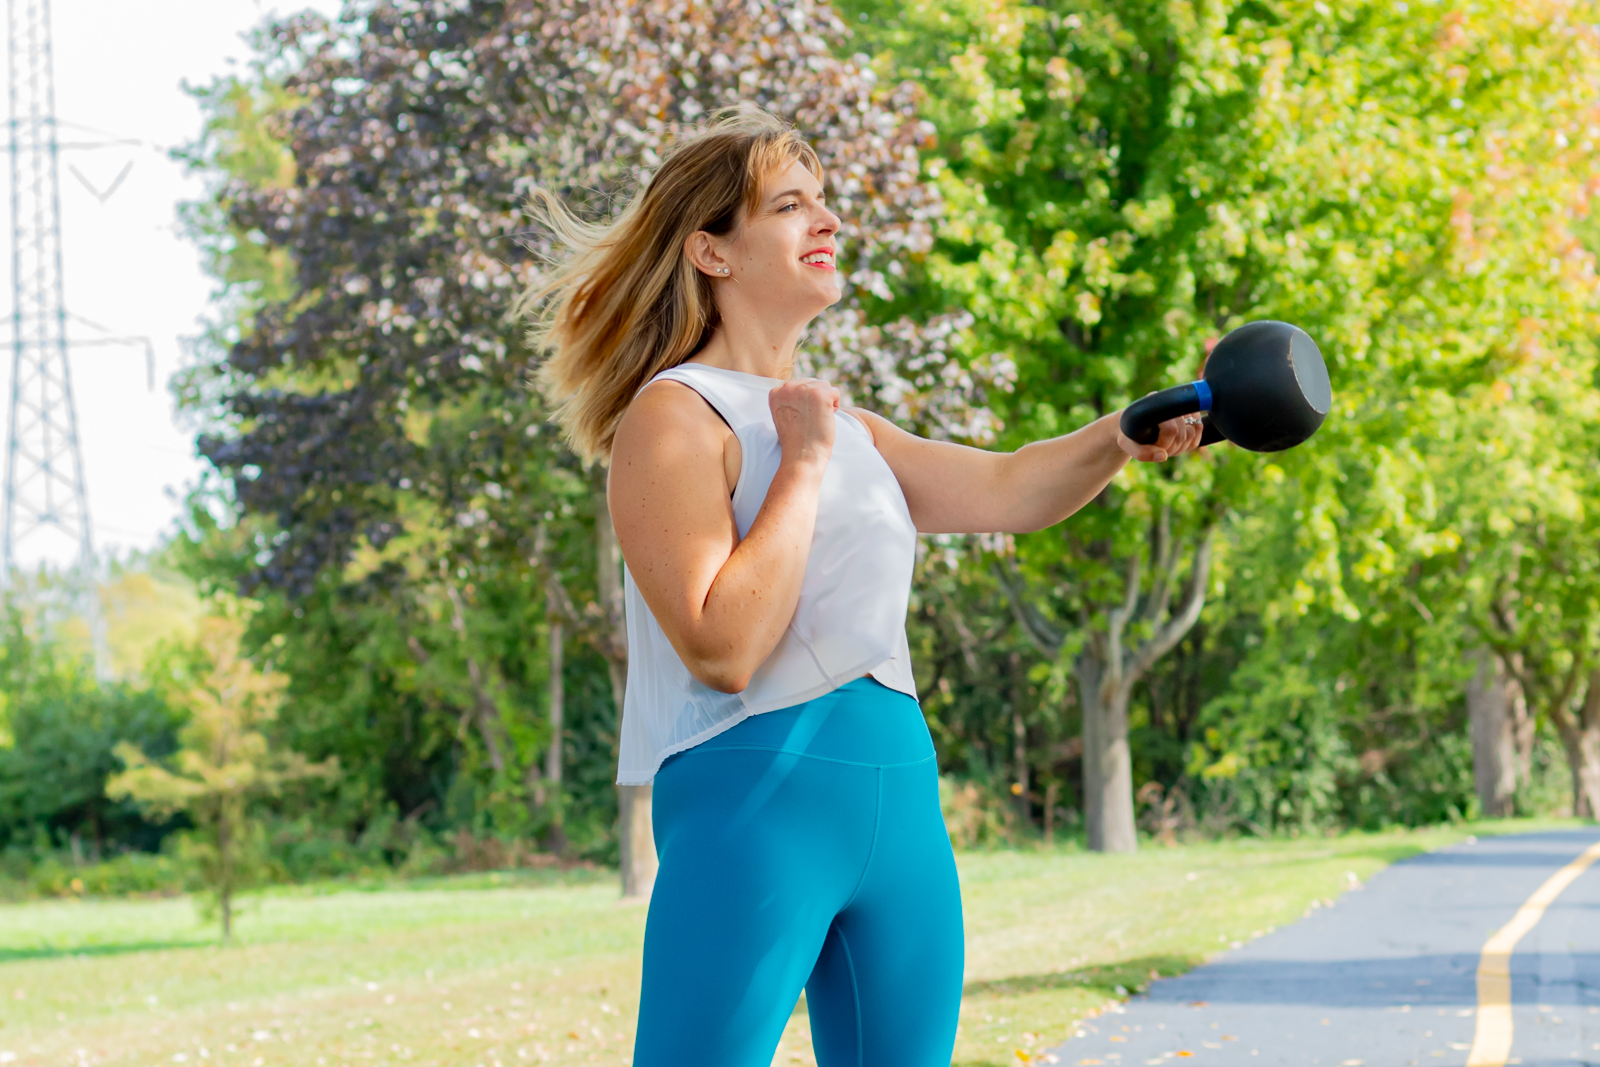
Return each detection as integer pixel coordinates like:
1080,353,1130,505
1115,414,1205,463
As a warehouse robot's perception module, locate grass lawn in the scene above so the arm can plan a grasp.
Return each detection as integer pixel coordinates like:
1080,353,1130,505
3,818,1578,1067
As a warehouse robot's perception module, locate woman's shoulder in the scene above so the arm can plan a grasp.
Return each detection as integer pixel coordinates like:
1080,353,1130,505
609,377,742,517
611,375,735,477
618,376,724,441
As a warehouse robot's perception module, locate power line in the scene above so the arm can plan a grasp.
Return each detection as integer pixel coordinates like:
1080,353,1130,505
3,0,152,677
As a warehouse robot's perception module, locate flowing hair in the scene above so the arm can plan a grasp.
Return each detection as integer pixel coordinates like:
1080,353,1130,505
519,107,823,462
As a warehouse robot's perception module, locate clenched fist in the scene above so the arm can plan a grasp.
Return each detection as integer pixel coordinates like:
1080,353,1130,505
1115,413,1205,463
769,378,841,470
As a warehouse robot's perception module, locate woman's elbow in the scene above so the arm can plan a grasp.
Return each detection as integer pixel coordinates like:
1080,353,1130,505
685,654,754,695
1010,513,1060,535
670,626,766,693
693,667,753,695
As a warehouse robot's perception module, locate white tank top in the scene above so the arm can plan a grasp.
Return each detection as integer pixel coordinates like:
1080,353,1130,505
615,362,920,785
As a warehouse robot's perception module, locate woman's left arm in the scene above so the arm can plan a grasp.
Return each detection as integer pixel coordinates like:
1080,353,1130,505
849,408,1202,535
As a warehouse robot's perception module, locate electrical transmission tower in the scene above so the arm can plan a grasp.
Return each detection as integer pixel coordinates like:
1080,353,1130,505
5,0,151,675
5,0,92,572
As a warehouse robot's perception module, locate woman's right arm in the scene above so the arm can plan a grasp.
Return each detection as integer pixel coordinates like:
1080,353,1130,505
607,377,840,694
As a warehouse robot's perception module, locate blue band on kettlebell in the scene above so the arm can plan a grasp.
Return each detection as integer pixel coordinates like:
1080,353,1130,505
1192,380,1213,412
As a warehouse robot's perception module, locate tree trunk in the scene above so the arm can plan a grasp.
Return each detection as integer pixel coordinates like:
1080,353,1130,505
1510,652,1535,785
610,651,656,898
218,801,234,945
1551,669,1600,820
1566,729,1600,820
595,487,656,900
618,781,656,899
443,583,507,775
542,611,567,854
1077,654,1136,853
1070,521,1213,855
1467,648,1517,818
1011,701,1030,832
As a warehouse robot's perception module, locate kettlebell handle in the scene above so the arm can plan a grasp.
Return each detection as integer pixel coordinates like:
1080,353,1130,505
1120,381,1218,446
1118,321,1330,453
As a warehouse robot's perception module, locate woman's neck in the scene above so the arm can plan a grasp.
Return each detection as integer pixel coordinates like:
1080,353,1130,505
686,308,809,380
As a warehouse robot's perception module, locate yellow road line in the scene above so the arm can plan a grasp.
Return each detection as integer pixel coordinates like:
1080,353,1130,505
1466,837,1600,1067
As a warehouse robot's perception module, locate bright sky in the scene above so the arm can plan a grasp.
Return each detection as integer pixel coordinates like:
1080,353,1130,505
3,0,341,568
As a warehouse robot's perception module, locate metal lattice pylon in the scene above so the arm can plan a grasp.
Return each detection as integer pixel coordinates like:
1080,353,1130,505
4,0,105,671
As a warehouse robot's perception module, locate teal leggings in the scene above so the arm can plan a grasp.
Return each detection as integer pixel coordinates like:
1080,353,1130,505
633,677,965,1066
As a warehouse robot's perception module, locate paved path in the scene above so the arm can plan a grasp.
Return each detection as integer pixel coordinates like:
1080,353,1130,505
1048,829,1600,1067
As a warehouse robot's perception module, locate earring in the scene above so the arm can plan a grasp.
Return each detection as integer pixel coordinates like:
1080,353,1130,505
719,267,730,275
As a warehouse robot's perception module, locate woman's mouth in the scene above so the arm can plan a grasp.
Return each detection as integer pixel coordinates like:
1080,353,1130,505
800,250,835,270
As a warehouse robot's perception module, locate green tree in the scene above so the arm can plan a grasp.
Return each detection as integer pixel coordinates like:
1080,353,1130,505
1472,471,1600,818
845,0,1600,847
176,0,979,894
108,617,335,940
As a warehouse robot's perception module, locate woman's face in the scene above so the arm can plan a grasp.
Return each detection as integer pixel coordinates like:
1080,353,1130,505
716,159,843,316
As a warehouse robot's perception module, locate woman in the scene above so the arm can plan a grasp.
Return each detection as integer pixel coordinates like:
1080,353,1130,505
527,108,1201,1067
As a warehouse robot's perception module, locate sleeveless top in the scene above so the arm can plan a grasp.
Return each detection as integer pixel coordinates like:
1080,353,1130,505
615,362,920,785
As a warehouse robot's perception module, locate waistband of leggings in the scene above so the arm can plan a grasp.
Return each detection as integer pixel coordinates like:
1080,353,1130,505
675,676,935,768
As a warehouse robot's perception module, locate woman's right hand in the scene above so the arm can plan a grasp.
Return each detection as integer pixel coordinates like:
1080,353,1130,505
770,378,840,469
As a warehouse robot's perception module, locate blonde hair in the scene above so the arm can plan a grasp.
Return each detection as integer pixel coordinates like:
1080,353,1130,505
520,107,823,461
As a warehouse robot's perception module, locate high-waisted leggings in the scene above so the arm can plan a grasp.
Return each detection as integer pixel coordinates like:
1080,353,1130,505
632,676,965,1066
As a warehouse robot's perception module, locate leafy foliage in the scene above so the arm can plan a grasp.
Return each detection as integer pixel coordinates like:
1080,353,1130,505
842,0,1600,837
146,0,1600,873
170,0,995,866
0,596,185,857
107,617,336,937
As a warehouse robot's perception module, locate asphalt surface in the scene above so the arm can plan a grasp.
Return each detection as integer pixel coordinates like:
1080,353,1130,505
1048,829,1600,1067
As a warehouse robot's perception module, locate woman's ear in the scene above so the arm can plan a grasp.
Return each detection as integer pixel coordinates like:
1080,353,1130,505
684,230,731,279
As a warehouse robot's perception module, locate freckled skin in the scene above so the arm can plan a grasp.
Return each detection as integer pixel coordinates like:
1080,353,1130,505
608,159,1202,694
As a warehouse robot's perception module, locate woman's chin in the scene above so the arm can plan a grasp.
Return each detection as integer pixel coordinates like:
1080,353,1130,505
813,277,844,307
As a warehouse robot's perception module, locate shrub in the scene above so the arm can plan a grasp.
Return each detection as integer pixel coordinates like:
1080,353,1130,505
940,776,1013,848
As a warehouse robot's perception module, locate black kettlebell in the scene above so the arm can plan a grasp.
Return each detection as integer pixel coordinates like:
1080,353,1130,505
1119,320,1332,453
